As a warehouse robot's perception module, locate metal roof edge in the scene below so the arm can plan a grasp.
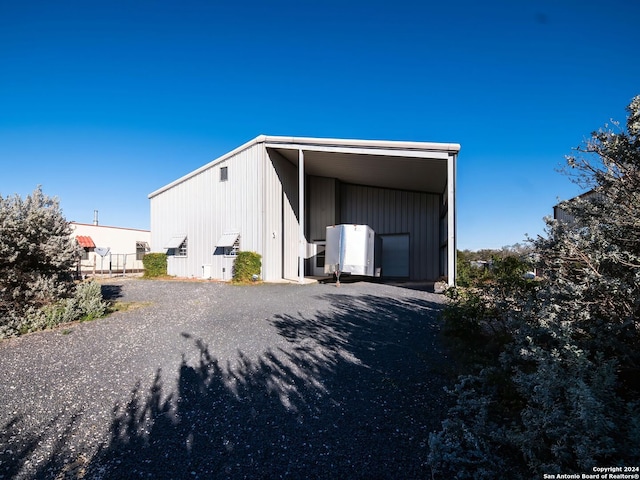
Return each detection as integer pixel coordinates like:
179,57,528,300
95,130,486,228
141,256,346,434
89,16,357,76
262,135,461,153
69,221,150,233
552,187,598,209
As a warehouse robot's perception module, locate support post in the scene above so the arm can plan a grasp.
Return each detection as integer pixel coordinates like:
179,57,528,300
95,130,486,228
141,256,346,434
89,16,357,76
298,149,305,284
447,153,457,287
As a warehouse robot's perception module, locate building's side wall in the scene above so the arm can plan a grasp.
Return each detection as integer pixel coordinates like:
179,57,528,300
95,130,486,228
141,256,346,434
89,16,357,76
70,223,151,274
150,143,264,280
339,183,440,281
553,205,578,223
263,148,299,281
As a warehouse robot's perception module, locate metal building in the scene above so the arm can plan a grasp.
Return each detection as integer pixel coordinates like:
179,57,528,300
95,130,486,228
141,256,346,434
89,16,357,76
148,135,460,285
553,189,603,224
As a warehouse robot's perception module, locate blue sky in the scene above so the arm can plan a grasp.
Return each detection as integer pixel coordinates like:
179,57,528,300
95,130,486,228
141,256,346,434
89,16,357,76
1,0,638,250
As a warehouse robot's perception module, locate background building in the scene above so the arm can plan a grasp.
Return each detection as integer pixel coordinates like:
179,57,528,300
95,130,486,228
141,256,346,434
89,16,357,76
149,135,459,285
71,219,151,276
553,189,603,224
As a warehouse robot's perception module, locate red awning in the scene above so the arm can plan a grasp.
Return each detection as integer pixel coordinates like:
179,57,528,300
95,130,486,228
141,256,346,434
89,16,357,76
76,236,96,248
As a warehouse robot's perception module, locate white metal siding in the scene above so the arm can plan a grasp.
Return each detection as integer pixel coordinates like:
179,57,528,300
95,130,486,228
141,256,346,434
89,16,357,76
150,143,264,280
264,149,299,281
261,148,285,281
149,136,458,283
339,184,440,281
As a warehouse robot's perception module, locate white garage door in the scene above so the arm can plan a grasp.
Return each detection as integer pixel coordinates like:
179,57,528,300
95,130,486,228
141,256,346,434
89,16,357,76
381,234,410,278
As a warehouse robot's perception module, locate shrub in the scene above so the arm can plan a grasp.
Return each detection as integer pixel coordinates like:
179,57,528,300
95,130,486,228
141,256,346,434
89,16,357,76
443,253,537,370
72,280,109,320
142,253,167,277
232,251,262,283
2,280,109,338
456,250,493,287
429,96,640,477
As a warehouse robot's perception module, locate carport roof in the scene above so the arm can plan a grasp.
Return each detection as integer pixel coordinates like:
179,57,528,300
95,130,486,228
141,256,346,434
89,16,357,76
149,135,460,197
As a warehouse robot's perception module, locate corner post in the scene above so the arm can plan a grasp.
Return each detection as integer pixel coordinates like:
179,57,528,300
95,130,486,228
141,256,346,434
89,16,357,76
447,153,457,287
298,149,305,284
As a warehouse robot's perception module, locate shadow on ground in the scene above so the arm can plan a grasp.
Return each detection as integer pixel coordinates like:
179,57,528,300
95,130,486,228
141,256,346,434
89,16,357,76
4,291,451,479
100,284,123,302
0,412,83,480
317,277,437,293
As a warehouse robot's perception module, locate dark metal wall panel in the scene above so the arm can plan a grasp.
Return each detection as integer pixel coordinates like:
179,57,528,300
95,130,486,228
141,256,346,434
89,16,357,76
307,176,338,241
339,183,440,280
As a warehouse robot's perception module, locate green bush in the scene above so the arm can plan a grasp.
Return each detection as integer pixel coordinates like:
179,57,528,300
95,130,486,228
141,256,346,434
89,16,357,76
456,250,493,287
232,251,262,283
71,280,109,320
143,253,167,278
444,254,536,358
2,280,109,338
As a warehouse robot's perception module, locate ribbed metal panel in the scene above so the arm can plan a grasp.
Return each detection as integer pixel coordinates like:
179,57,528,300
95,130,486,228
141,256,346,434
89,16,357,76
150,143,264,280
307,176,337,241
150,137,456,283
260,148,300,281
272,150,299,280
261,149,282,281
339,184,440,280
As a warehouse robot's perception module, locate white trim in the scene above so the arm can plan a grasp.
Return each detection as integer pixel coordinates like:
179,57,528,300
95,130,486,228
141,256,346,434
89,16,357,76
263,135,460,153
447,154,457,287
265,143,451,159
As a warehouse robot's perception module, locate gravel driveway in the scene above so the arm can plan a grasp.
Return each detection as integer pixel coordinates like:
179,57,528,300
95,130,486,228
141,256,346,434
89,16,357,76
0,278,451,479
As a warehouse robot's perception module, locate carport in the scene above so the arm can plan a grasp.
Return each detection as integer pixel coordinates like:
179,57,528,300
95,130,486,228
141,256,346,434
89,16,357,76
262,136,459,285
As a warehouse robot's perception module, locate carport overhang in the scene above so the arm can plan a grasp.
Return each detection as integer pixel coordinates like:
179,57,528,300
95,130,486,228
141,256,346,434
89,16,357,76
260,135,460,286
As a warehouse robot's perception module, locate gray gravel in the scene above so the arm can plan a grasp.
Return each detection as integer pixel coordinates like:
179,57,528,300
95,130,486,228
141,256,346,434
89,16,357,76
0,278,452,479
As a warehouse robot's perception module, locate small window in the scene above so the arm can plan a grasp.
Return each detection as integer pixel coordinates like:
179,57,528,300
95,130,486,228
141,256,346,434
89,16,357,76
81,249,89,261
220,166,228,182
224,235,240,256
136,241,150,260
177,238,188,257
